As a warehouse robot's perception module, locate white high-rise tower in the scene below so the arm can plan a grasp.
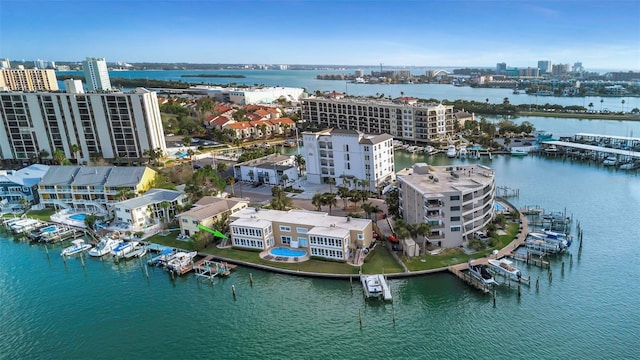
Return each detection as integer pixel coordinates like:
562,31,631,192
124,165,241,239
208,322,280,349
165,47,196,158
82,57,112,91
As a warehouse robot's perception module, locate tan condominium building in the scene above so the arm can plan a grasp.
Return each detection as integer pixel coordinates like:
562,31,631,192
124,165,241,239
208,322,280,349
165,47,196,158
301,97,461,143
229,207,373,262
0,69,59,91
396,163,496,249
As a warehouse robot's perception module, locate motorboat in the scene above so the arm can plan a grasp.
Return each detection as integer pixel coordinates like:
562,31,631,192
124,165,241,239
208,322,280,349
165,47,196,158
110,241,138,258
88,236,122,257
544,145,559,154
458,145,468,158
468,261,498,285
124,243,147,259
148,248,178,267
510,149,528,156
446,144,457,158
165,251,198,273
61,239,92,256
487,258,524,281
361,274,383,298
602,156,618,166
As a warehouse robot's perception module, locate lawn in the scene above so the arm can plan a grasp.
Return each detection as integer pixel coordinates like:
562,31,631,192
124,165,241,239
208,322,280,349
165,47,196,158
403,222,520,271
145,231,194,250
24,209,56,221
361,244,404,274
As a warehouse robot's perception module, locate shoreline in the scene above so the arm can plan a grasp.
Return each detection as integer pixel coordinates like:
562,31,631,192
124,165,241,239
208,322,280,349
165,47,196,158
516,111,640,121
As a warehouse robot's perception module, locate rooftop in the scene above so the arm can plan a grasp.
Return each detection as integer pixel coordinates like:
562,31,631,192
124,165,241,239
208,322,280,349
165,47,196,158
180,197,248,221
40,166,153,187
397,163,494,194
116,188,185,209
235,154,294,169
231,207,370,232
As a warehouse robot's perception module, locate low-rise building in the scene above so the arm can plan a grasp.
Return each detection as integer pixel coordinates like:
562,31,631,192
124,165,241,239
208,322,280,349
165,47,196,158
396,163,496,249
229,208,373,262
177,196,249,237
38,166,157,213
113,188,188,231
233,154,298,186
0,164,49,210
303,128,395,190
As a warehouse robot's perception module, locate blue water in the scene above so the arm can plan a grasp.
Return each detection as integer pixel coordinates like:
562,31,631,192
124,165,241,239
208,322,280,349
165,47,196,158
269,247,306,257
41,226,56,233
69,214,86,221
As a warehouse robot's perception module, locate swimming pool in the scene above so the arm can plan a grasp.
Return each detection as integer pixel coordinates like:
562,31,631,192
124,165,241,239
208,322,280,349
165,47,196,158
269,247,306,257
41,226,56,233
494,203,506,211
69,214,86,221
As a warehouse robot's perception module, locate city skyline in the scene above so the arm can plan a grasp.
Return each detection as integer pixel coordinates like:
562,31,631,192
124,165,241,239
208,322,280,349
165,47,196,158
1,0,639,71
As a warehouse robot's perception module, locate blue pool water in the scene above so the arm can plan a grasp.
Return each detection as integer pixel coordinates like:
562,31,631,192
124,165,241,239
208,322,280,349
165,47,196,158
269,247,306,257
41,226,56,233
494,202,506,211
69,214,86,221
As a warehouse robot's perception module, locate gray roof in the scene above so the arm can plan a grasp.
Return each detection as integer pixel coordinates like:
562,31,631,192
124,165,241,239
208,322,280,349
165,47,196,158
236,154,294,168
40,166,152,187
359,133,394,145
116,188,185,209
0,164,50,187
180,197,248,220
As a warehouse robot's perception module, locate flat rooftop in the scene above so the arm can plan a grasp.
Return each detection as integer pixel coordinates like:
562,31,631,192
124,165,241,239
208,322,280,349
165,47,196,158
397,163,494,194
236,154,294,169
231,207,370,231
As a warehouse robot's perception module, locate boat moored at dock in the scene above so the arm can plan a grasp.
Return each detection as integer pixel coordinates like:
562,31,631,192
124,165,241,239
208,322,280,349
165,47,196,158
468,260,498,285
487,258,529,285
111,241,138,259
360,274,392,301
165,251,198,275
88,236,123,257
61,239,92,257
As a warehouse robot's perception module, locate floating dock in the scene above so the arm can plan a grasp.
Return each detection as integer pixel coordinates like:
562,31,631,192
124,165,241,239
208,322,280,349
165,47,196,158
449,264,492,293
193,256,237,280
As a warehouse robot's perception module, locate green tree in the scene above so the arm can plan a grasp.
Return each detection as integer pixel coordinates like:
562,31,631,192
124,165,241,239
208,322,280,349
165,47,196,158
71,144,80,163
312,193,324,211
337,186,350,209
183,135,192,147
384,188,400,218
226,176,236,197
322,193,337,216
326,177,336,194
38,149,50,164
294,154,305,176
53,148,67,165
216,162,228,174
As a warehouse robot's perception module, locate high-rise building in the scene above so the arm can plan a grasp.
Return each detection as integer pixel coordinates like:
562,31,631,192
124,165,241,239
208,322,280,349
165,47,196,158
0,69,59,91
64,79,84,94
537,60,551,74
496,62,507,74
0,88,166,163
302,128,396,190
552,64,567,77
82,57,112,91
396,163,496,248
573,62,583,72
33,59,46,69
0,59,10,69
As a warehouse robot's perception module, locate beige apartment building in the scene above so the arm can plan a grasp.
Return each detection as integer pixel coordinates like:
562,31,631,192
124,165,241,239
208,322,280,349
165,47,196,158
0,69,59,91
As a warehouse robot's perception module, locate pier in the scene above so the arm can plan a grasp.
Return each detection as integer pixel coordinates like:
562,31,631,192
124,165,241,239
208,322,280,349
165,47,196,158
448,264,492,293
193,255,237,280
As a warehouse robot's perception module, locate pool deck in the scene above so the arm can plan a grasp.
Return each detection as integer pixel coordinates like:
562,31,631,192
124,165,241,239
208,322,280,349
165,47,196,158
259,248,310,263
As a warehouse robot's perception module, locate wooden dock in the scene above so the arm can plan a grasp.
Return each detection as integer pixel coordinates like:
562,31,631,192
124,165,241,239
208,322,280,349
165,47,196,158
193,256,237,280
449,264,491,293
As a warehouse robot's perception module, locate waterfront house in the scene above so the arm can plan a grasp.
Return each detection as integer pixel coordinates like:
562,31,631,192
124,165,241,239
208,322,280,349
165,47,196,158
38,166,157,213
224,122,254,139
0,164,49,211
177,196,249,238
113,188,188,231
229,207,373,262
233,154,298,186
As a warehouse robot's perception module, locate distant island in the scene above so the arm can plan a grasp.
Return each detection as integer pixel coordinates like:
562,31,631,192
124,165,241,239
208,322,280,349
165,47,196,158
180,74,246,78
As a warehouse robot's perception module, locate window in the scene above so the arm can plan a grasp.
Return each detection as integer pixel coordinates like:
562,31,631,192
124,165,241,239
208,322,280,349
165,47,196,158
357,234,364,240
450,225,461,232
450,195,460,201
279,225,291,232
450,216,461,222
296,227,308,234
281,236,291,244
450,206,460,211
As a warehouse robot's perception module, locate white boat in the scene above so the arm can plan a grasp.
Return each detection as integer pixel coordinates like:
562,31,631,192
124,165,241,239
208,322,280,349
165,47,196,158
458,145,468,158
110,241,138,258
11,219,40,233
619,162,635,170
446,144,457,158
124,243,147,259
148,248,178,267
602,156,618,166
510,149,528,156
468,261,498,285
361,274,383,298
88,236,122,257
61,239,92,256
544,145,559,154
166,251,197,273
487,258,524,281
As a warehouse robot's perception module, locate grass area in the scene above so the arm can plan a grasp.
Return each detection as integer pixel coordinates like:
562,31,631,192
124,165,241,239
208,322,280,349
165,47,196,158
361,244,404,274
23,209,56,221
145,231,193,250
403,222,520,271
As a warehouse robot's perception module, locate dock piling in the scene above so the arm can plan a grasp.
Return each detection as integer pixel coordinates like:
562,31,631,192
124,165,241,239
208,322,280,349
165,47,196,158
561,262,565,275
249,273,253,286
549,270,553,283
493,290,496,307
570,254,573,267
144,264,149,279
358,309,362,329
232,284,237,300
44,244,50,260
536,277,539,291
518,284,521,299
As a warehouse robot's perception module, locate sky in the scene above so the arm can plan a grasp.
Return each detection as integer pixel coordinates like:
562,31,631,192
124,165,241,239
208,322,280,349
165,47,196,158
1,0,639,71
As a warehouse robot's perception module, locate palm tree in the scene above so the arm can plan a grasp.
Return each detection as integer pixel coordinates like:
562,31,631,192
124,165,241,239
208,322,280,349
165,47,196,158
71,144,80,163
369,204,381,224
588,102,594,113
337,186,350,209
294,154,305,176
327,177,336,194
160,201,171,231
361,202,374,220
621,99,626,113
280,173,289,187
216,162,228,174
53,148,66,165
226,176,236,196
312,193,324,211
413,223,431,254
38,149,49,164
322,193,337,215
600,98,604,111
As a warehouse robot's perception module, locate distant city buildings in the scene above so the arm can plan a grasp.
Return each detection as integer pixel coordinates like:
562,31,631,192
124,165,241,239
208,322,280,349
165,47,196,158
82,57,112,91
0,88,166,164
302,128,395,190
0,59,10,69
396,163,496,249
0,68,59,91
191,86,304,105
537,60,551,74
